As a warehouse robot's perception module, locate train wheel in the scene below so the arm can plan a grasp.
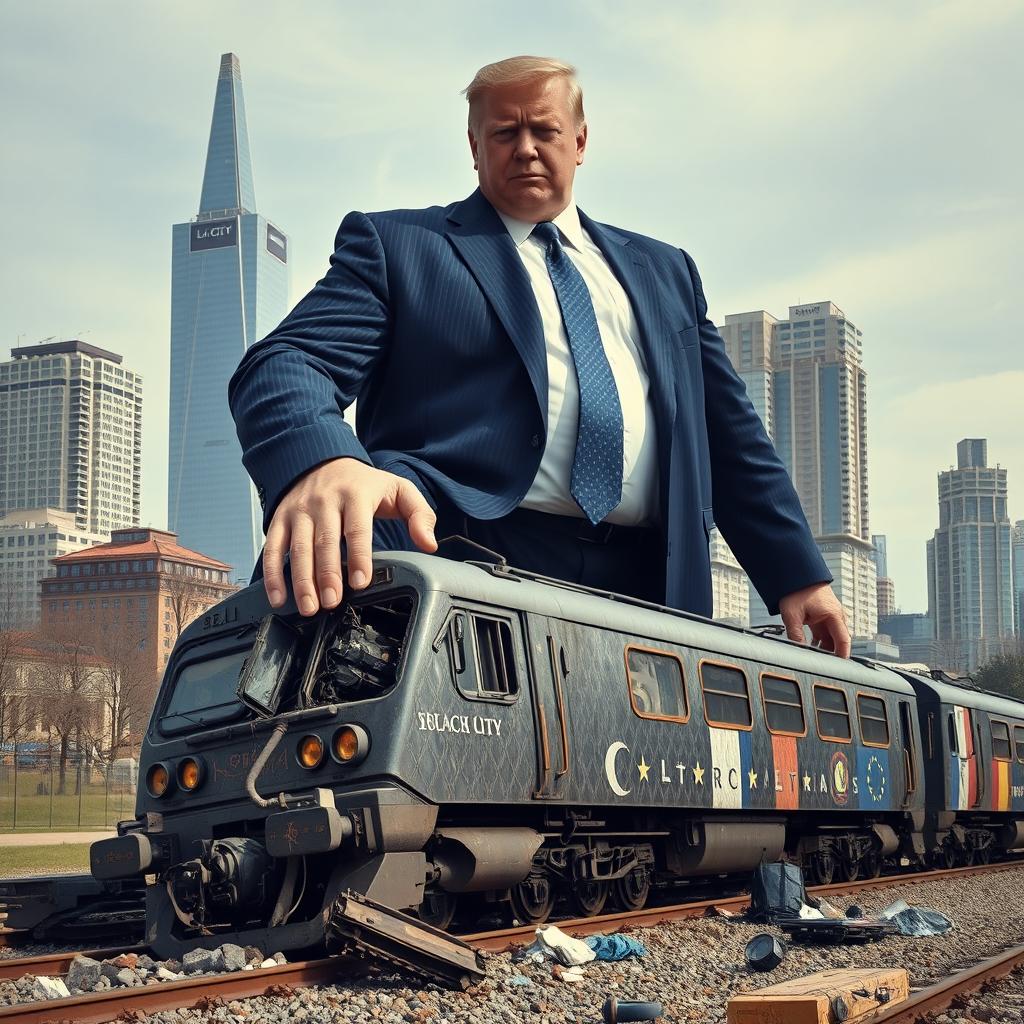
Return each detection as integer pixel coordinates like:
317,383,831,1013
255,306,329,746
975,845,992,865
511,875,555,925
417,891,457,931
835,856,861,882
566,880,609,918
612,868,650,912
805,852,835,886
862,851,882,879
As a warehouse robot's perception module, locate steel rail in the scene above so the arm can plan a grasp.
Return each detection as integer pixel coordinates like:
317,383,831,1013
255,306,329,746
0,946,144,983
871,941,1024,1023
0,955,366,1024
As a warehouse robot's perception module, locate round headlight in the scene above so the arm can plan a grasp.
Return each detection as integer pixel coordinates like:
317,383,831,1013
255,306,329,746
297,734,324,769
178,757,204,792
332,725,369,764
147,763,171,798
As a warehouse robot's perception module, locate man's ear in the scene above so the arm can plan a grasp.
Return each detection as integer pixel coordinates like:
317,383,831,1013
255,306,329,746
468,128,479,170
576,122,588,166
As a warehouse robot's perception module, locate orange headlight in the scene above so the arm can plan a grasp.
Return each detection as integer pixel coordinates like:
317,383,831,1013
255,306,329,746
333,726,359,762
178,757,203,791
147,763,170,798
298,735,324,769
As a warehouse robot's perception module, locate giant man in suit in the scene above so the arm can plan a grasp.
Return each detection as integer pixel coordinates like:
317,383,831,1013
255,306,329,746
229,57,850,655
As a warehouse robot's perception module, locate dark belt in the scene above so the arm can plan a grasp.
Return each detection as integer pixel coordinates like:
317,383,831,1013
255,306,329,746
499,505,657,546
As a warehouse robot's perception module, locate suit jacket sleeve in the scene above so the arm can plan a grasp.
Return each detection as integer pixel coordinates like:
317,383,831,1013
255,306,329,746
683,250,832,615
228,211,390,530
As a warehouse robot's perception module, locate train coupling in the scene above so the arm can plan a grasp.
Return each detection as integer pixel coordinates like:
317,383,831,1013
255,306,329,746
264,786,354,857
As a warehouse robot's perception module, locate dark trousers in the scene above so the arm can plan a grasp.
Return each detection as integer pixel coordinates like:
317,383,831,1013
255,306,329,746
373,503,666,605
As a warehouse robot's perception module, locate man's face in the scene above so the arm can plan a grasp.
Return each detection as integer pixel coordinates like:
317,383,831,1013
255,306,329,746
469,76,587,223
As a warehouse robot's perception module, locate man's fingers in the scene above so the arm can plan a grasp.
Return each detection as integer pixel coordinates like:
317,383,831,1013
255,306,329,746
393,481,437,553
833,617,852,659
289,514,318,616
342,497,375,591
313,504,343,610
263,517,291,608
780,609,806,644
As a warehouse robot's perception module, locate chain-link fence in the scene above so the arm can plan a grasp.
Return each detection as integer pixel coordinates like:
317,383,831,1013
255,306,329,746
0,745,139,831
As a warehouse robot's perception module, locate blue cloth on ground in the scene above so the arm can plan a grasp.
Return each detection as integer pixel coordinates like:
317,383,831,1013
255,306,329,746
584,934,647,960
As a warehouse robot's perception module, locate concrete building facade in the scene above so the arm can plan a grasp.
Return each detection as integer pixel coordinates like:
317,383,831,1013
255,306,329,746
168,53,289,582
0,340,142,535
927,439,1015,672
0,508,107,627
1013,519,1024,637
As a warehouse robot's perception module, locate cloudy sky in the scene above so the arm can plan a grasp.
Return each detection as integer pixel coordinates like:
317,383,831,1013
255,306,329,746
1,1,1021,612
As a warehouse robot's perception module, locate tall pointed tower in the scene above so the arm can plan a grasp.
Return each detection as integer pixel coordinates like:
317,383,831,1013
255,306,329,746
168,53,288,581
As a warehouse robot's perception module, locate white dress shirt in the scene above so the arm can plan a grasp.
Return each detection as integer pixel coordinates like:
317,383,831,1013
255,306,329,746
496,202,659,526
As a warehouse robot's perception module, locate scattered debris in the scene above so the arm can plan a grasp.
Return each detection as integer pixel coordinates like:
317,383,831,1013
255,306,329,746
779,917,898,944
727,965,909,1023
585,934,647,961
552,963,586,983
602,995,664,1022
534,924,598,966
877,899,953,936
748,861,806,923
31,977,70,1001
744,933,786,972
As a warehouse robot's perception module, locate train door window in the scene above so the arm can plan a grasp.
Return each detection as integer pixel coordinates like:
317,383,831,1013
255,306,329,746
856,694,890,747
700,661,752,729
991,720,1012,761
448,611,519,702
1014,726,1024,764
813,684,851,742
626,647,689,722
947,712,958,754
760,673,805,735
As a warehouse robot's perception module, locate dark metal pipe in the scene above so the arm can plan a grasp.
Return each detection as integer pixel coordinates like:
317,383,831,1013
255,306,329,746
245,722,289,810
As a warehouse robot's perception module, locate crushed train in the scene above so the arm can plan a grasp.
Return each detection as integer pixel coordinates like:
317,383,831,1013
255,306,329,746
89,551,1024,958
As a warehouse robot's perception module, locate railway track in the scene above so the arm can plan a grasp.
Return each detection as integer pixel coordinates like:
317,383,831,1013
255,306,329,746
0,859,1020,1024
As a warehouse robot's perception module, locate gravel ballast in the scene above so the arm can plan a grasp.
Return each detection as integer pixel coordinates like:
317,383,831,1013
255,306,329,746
5,865,1024,1021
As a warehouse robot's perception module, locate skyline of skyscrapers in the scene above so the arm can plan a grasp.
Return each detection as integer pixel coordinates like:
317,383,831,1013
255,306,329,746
927,438,1016,671
0,339,142,536
719,301,877,638
167,52,289,581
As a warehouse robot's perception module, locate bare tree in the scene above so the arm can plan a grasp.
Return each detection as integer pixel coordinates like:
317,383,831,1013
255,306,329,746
33,620,99,794
163,570,236,644
94,622,156,760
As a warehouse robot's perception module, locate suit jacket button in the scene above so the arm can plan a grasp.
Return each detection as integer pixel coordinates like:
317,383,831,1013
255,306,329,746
530,434,541,449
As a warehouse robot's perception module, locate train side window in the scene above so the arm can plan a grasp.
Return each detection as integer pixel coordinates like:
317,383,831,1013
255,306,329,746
449,611,519,701
760,673,805,735
700,661,752,729
625,647,689,723
991,720,1012,761
1014,726,1024,764
856,693,890,747
813,684,851,742
947,712,958,754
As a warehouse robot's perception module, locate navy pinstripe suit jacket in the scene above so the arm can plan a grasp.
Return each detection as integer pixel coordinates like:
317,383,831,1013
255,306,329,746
228,188,829,616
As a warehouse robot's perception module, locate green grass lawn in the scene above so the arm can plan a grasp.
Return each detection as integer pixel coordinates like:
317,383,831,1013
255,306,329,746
0,843,92,877
0,770,136,832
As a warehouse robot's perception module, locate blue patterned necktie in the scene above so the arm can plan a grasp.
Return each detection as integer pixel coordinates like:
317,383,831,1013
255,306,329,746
531,221,624,525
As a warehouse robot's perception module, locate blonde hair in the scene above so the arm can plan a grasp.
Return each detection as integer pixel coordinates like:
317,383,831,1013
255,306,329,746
463,56,584,130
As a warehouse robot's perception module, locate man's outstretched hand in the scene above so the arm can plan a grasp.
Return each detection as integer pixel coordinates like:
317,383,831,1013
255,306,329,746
263,457,438,615
779,582,851,658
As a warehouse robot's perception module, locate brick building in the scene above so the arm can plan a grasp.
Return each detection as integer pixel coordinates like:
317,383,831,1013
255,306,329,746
40,527,235,675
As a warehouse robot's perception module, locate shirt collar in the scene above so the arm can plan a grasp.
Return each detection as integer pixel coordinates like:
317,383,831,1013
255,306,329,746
497,200,586,251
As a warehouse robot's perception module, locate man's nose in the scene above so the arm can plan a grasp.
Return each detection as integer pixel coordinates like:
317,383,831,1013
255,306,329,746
513,130,539,160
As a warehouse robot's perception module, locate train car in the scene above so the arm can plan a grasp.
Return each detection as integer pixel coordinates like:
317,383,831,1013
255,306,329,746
898,670,1024,866
90,551,929,959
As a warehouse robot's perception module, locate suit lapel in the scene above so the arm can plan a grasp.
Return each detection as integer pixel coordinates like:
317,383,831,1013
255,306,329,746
445,190,548,425
580,211,678,433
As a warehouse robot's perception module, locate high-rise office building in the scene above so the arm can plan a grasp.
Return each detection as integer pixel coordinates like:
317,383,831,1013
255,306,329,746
871,533,896,617
720,301,876,638
0,508,108,627
709,530,749,626
168,53,288,581
0,340,142,535
1013,520,1024,637
927,439,1015,671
